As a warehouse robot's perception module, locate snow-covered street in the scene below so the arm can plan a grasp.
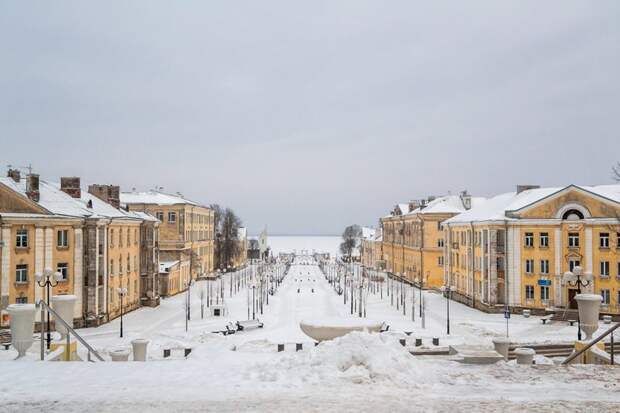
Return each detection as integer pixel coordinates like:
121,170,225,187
1,254,619,412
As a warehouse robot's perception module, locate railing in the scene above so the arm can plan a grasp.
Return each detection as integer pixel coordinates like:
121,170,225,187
38,300,104,362
562,322,619,365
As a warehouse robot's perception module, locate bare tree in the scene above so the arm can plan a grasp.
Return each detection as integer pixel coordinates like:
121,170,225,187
213,207,242,269
614,162,620,182
340,224,362,261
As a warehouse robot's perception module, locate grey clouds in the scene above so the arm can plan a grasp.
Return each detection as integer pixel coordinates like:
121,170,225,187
1,1,619,235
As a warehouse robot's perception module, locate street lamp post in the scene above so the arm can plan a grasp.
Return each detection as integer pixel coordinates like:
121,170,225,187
35,267,62,349
440,285,452,335
563,266,593,341
117,287,127,338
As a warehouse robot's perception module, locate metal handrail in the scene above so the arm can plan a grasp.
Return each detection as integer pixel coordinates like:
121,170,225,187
562,322,619,365
37,300,105,362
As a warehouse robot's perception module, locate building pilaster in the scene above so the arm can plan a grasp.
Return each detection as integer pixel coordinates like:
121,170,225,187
0,225,11,324
73,227,83,319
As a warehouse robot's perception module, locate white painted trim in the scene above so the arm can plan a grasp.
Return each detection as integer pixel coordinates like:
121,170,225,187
73,228,83,319
585,228,593,274
554,228,562,305
0,226,11,307
555,203,592,219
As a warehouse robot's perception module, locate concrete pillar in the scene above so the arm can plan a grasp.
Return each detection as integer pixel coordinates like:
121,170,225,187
102,225,108,316
0,225,11,321
73,227,83,319
554,228,562,306
585,227,593,283
44,227,53,272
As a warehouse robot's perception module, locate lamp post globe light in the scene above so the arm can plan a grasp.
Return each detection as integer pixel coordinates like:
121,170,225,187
117,287,128,338
563,266,593,341
36,267,63,349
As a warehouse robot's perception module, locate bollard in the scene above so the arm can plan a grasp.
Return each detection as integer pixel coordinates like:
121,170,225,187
514,347,535,365
131,338,149,362
399,339,406,347
492,337,511,361
432,337,439,346
163,349,171,358
314,342,319,347
415,338,422,347
277,344,285,352
110,349,131,362
296,343,303,352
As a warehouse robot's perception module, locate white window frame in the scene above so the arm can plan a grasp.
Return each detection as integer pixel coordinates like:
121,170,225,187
568,233,580,248
540,232,549,248
16,264,28,283
168,212,177,223
601,289,610,305
540,285,550,301
540,259,549,274
16,229,28,248
600,233,610,248
524,232,534,248
57,229,69,248
56,263,68,281
600,261,610,277
525,285,534,300
525,259,534,274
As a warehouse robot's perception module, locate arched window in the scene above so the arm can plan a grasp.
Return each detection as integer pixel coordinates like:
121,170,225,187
562,209,584,220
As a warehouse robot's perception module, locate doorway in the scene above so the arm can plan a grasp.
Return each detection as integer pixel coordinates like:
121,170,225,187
568,289,579,309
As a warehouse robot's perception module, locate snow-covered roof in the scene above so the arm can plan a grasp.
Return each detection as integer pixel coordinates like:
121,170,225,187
159,260,180,273
120,191,199,206
406,195,486,215
362,227,376,240
444,184,620,225
0,177,151,221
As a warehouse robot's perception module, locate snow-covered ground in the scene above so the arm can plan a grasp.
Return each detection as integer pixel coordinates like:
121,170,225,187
2,244,619,412
268,235,340,257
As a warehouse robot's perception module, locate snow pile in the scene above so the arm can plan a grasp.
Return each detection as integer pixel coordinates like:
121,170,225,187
235,339,278,353
248,332,423,387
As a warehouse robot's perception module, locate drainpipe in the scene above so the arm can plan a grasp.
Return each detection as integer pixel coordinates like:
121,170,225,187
470,221,475,309
420,216,425,286
504,220,509,310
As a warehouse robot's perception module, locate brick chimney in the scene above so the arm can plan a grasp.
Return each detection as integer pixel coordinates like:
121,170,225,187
60,177,81,198
408,200,421,213
517,185,540,194
88,184,120,209
7,169,21,182
26,174,40,202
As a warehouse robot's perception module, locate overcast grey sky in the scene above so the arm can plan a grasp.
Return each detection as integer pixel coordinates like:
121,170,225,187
1,2,619,235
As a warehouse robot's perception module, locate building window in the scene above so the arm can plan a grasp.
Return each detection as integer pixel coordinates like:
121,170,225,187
110,259,115,276
601,289,610,305
600,233,610,248
127,229,131,246
16,264,28,283
119,258,123,275
437,239,444,248
568,233,580,248
156,211,164,221
438,256,444,266
540,286,550,301
134,229,138,245
524,232,533,247
525,285,534,300
618,262,620,278
57,230,69,248
540,232,549,248
127,255,131,273
16,229,28,248
617,233,620,249
569,259,580,272
525,259,534,274
540,259,549,274
57,263,68,281
119,228,123,247
110,229,114,247
600,261,610,277
168,212,177,223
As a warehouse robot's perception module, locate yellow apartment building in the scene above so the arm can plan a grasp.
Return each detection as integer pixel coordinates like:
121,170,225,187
121,191,215,287
443,184,620,316
380,193,483,288
0,172,159,327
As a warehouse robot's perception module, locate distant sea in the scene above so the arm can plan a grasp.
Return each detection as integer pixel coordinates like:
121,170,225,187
267,235,340,257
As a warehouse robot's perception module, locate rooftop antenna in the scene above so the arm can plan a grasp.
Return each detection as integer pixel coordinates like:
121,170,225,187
7,163,33,175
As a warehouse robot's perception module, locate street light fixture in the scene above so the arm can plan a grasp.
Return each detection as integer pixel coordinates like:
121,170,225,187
36,267,63,349
116,287,128,338
440,285,453,335
563,266,593,341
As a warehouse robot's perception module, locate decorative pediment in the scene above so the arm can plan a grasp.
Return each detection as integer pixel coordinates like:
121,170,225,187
508,186,620,220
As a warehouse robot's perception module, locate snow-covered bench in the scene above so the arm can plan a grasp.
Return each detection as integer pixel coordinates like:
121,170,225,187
380,323,390,333
541,316,553,325
568,319,577,326
236,319,264,331
163,347,192,358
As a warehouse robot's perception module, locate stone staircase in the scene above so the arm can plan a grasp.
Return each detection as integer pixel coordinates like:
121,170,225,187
507,342,620,360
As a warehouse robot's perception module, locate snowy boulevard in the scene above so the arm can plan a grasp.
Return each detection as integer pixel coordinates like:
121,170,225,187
1,256,619,412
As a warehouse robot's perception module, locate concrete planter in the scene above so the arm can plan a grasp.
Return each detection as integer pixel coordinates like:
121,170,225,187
602,315,612,325
7,304,36,358
51,295,77,340
492,337,511,361
514,347,535,365
110,349,131,362
575,294,602,340
131,339,149,361
522,309,531,318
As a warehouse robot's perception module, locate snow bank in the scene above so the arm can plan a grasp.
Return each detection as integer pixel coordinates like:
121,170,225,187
248,331,424,386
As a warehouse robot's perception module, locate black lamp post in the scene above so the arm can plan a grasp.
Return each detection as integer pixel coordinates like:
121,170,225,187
117,287,127,338
36,267,62,349
441,285,452,335
563,266,592,341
